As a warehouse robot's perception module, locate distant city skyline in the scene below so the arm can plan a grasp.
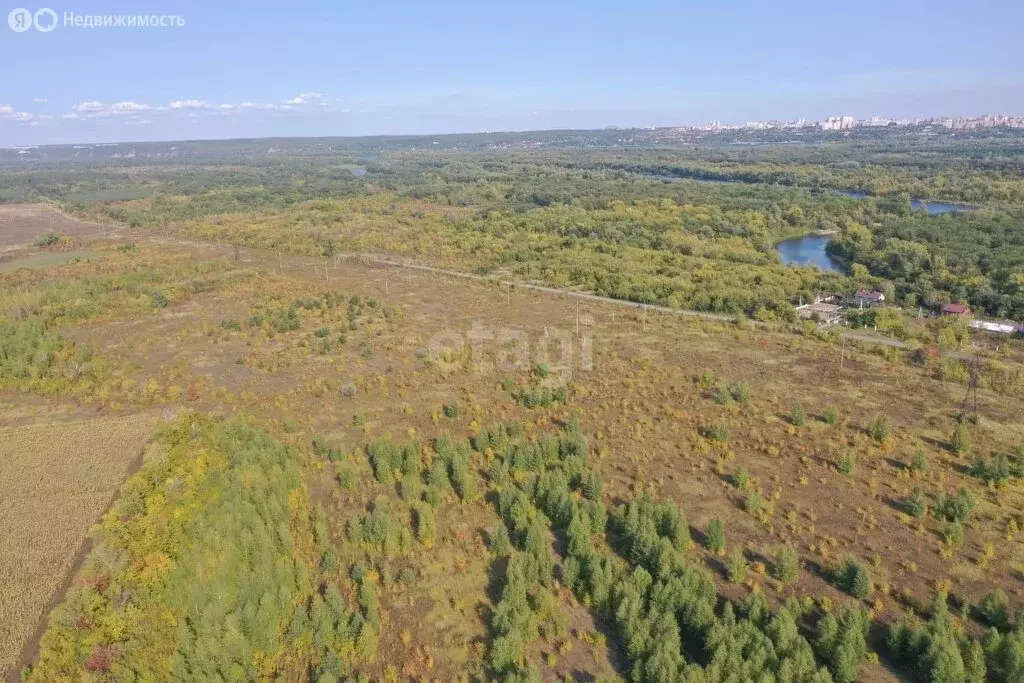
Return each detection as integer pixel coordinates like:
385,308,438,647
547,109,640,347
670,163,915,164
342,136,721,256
4,109,1024,150
1,0,1022,145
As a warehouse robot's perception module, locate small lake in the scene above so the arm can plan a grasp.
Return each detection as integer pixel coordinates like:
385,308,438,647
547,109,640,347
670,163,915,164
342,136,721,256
832,190,970,215
776,234,842,272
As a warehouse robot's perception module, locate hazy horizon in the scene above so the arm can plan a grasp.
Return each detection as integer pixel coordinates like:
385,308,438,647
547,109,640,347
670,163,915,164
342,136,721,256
2,0,1022,146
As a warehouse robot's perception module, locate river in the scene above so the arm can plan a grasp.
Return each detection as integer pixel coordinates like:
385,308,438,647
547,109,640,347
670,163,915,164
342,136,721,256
831,190,970,215
677,177,972,215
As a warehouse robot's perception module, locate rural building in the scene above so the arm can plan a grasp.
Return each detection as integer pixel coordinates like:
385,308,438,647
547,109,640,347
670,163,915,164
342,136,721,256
797,302,843,325
940,303,973,317
969,319,1020,335
851,289,885,308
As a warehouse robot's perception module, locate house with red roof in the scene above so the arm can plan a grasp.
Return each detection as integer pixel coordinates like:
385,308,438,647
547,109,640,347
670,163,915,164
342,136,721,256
940,303,973,317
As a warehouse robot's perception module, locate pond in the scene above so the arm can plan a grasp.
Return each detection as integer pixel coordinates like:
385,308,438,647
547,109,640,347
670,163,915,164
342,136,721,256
776,234,843,272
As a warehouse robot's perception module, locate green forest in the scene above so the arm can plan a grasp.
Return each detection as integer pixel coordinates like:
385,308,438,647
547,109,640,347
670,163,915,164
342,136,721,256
5,133,1022,320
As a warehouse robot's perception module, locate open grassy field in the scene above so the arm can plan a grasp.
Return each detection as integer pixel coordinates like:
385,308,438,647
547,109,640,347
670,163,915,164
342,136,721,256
0,228,1017,680
0,413,158,680
0,205,116,250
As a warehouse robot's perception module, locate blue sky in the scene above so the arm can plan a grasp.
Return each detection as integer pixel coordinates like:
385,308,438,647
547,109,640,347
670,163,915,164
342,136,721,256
2,0,1022,145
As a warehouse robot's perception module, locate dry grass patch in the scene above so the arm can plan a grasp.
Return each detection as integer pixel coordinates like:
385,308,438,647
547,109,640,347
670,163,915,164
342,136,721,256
0,413,157,677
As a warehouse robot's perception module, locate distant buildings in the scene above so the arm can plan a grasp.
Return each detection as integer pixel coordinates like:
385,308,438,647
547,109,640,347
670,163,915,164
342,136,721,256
940,303,973,316
820,116,857,131
797,302,843,325
654,114,1024,136
852,289,886,308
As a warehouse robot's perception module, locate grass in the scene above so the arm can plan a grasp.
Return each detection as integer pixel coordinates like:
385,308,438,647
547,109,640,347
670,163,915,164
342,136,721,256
4,232,1023,681
0,414,157,676
0,251,95,274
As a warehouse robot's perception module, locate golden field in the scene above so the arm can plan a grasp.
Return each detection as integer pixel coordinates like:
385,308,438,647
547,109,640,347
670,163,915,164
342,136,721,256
0,414,157,678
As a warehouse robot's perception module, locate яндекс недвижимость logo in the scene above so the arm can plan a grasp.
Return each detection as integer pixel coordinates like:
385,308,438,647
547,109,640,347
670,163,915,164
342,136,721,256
8,7,56,32
8,8,184,31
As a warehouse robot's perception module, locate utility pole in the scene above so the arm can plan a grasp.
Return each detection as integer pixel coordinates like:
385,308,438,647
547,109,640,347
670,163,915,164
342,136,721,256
840,336,846,370
576,301,580,336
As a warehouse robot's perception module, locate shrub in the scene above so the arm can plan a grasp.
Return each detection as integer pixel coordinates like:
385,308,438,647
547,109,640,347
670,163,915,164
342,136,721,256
773,545,799,583
731,465,750,490
313,434,344,462
730,381,751,405
713,387,731,405
932,487,974,523
952,423,971,455
581,470,603,501
489,524,512,556
449,454,479,503
969,453,1014,486
910,448,928,473
745,491,763,515
903,488,927,518
367,438,401,484
824,405,840,426
791,404,806,427
412,502,436,545
837,452,856,475
336,466,356,490
868,414,891,444
341,382,358,398
978,590,1012,630
314,327,330,338
355,497,406,554
706,518,726,554
516,386,567,409
150,291,169,308
727,549,747,583
697,369,716,390
837,558,872,598
442,402,460,419
707,421,729,443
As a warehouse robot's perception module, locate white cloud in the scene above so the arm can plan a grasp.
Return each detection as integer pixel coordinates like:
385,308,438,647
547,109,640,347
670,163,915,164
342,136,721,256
55,93,315,126
170,99,211,110
32,97,47,104
111,101,150,113
179,99,293,113
72,100,106,113
283,92,327,106
0,105,38,123
69,101,152,118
